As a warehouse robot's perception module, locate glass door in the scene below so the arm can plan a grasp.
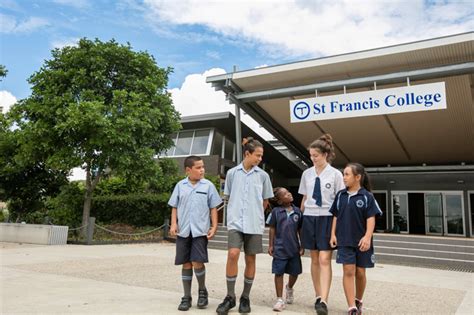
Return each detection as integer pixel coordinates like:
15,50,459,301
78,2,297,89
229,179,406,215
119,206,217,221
444,194,464,236
425,194,443,235
392,193,408,233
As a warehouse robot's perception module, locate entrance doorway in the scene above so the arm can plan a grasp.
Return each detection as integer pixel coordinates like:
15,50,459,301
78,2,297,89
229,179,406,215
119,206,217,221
373,191,387,231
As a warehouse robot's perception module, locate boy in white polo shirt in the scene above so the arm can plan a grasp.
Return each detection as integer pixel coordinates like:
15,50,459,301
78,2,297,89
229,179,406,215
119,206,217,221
299,134,345,315
168,155,222,311
216,137,273,315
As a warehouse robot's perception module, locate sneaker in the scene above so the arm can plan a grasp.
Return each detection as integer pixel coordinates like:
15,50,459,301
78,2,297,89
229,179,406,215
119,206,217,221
314,297,322,310
197,288,208,309
348,307,358,315
216,295,236,315
178,296,192,311
355,299,363,314
285,284,294,304
273,298,286,312
239,296,251,313
315,301,328,315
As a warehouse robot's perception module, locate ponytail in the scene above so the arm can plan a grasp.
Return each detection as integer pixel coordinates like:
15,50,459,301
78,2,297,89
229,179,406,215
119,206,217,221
346,162,371,191
308,133,336,163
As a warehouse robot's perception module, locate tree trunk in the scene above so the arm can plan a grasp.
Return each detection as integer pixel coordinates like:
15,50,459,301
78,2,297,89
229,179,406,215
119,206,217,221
81,164,100,238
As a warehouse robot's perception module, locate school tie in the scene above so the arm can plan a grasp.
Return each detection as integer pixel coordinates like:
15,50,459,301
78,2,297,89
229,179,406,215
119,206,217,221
312,177,322,207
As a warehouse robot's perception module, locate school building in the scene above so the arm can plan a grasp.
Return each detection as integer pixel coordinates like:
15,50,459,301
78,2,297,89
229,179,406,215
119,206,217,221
206,32,474,239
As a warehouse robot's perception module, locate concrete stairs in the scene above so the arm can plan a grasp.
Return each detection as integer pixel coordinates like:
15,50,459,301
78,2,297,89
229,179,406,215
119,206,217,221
209,225,474,272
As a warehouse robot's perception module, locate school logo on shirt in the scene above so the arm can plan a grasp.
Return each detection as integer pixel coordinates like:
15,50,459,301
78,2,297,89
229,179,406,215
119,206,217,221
371,254,376,264
325,183,331,189
293,214,299,222
356,200,365,208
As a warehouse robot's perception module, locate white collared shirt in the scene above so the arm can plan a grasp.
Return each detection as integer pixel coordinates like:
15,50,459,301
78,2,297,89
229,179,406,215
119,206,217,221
298,164,344,216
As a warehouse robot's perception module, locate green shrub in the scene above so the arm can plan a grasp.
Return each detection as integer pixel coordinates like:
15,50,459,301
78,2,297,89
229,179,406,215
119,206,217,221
91,193,170,227
45,182,84,227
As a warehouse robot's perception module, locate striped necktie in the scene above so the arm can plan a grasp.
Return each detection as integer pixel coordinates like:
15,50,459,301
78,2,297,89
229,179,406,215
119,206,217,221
312,177,322,207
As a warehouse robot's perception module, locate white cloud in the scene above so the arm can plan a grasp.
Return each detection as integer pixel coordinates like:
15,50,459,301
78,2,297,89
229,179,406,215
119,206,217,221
51,37,79,49
0,14,49,34
143,0,474,58
0,90,17,114
169,68,274,140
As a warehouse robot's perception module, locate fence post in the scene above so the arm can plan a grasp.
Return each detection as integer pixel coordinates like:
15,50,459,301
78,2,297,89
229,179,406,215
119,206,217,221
163,218,169,240
86,217,96,245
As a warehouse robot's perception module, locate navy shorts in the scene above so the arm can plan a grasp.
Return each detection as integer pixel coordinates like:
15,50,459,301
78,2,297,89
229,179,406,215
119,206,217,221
301,215,333,251
272,255,302,276
336,246,375,268
175,235,208,265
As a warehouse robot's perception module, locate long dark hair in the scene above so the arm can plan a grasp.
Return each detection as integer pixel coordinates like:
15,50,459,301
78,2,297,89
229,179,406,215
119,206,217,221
346,162,371,191
308,133,335,163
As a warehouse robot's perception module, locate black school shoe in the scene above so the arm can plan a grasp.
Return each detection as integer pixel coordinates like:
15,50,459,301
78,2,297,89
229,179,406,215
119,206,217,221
314,297,322,310
197,289,208,309
239,296,251,313
315,301,328,315
178,296,192,311
355,299,363,314
216,295,236,315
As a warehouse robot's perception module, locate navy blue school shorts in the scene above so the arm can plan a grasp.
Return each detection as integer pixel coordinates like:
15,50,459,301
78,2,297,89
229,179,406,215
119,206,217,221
336,246,375,268
272,255,302,276
301,215,333,251
175,235,208,265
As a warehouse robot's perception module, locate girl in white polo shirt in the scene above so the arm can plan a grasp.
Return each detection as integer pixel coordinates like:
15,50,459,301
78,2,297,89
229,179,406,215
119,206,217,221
298,134,344,315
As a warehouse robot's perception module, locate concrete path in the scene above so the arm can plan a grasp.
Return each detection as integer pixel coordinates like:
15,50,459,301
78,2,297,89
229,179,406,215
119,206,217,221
1,242,472,314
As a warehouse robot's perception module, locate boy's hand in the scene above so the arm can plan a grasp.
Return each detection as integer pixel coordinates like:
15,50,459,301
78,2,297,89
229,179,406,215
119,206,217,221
358,235,371,252
330,235,337,248
207,227,217,239
169,224,178,236
299,248,305,256
268,245,273,256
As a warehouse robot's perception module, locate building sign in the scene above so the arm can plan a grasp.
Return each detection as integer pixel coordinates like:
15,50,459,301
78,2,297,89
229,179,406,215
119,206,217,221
289,82,446,123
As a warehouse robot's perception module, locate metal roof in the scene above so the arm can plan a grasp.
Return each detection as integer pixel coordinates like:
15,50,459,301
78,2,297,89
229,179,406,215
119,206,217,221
207,32,474,167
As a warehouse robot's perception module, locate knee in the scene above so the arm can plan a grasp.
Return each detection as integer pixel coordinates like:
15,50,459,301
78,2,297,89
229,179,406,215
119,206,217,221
192,261,204,269
182,262,192,269
319,256,331,267
356,268,366,279
344,267,356,278
228,250,240,262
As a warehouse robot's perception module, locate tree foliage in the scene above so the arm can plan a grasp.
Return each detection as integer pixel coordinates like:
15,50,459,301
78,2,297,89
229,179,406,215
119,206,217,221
9,38,181,231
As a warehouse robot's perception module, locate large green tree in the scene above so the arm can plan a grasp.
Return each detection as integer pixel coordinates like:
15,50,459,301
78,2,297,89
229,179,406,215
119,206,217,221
11,38,180,234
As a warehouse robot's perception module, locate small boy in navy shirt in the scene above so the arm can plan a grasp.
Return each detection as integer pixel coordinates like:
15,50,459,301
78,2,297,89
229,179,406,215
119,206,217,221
168,156,222,311
329,163,382,315
267,187,304,312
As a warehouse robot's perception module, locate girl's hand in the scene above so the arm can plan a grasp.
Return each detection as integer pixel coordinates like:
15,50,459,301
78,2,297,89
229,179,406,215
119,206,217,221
170,224,178,236
268,246,274,256
330,235,337,248
358,235,371,252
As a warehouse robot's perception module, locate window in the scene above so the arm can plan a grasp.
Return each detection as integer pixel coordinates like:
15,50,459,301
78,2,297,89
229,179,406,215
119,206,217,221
224,137,235,161
162,129,211,157
212,130,224,157
191,129,210,154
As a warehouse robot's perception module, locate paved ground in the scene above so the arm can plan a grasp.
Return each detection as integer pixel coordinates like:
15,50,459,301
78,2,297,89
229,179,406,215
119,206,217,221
1,242,473,314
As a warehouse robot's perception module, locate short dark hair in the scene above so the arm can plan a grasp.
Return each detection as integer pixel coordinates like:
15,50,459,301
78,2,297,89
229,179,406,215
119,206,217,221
184,155,202,169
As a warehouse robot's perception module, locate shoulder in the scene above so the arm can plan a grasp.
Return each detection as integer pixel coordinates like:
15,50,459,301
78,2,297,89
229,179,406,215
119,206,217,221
302,167,314,177
328,165,343,175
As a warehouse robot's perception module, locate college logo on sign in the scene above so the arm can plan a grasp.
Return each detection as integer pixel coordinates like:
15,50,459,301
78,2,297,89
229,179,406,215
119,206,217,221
325,183,331,189
293,101,311,120
356,200,365,208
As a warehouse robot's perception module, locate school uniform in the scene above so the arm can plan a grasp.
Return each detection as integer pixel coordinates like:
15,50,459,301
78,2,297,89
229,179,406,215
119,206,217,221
168,177,222,265
329,188,383,268
266,205,303,275
224,163,273,254
298,164,344,250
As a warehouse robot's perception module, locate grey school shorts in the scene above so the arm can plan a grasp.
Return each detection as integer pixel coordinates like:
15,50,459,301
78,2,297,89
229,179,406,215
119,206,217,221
228,229,263,255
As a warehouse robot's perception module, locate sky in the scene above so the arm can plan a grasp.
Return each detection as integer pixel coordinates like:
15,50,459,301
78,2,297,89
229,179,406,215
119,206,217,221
1,0,473,138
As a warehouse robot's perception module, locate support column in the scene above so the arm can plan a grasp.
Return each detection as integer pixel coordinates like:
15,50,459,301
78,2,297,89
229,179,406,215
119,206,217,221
235,103,242,164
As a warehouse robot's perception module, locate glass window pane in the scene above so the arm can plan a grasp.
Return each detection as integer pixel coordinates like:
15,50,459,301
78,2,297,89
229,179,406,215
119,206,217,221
164,133,177,156
174,130,193,155
191,129,210,154
224,138,234,161
212,131,223,156
392,194,408,233
425,194,443,234
446,195,463,235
